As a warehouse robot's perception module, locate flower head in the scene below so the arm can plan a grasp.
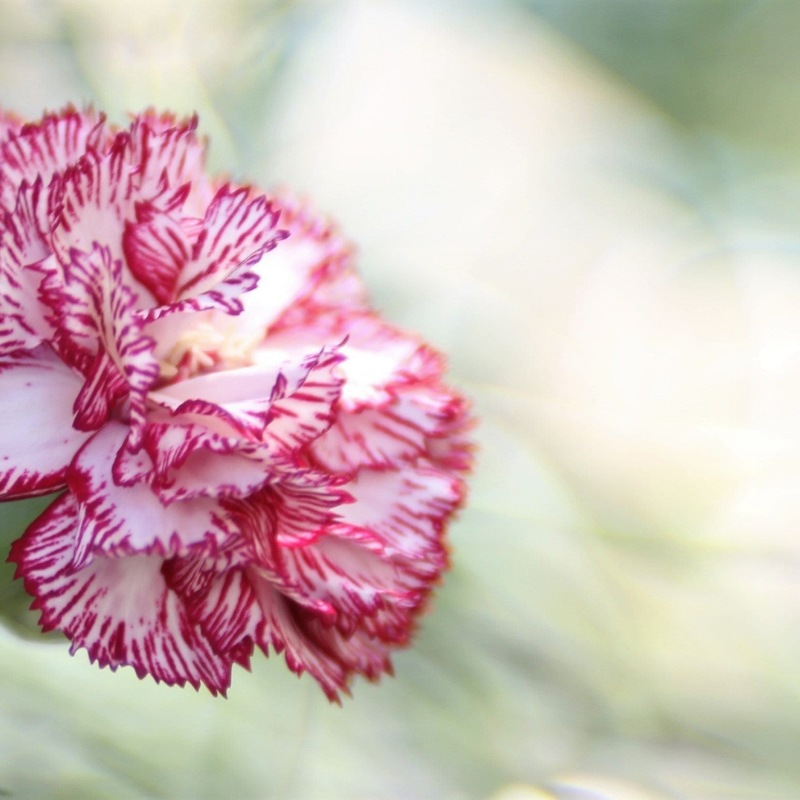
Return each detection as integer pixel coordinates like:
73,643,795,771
0,106,473,698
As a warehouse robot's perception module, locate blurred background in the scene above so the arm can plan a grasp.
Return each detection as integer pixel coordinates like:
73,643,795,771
2,0,800,797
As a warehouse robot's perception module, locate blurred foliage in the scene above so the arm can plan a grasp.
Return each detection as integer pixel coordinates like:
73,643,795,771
522,0,800,159
1,1,800,799
0,495,58,637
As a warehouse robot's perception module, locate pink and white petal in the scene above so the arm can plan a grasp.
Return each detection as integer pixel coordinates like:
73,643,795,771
272,270,369,331
142,438,271,505
260,350,345,453
300,613,394,681
356,598,421,643
163,536,253,603
123,201,190,304
71,350,128,431
0,106,107,211
41,245,158,435
68,422,237,568
114,418,239,486
425,404,477,472
228,475,350,567
231,198,361,336
154,345,343,444
9,493,232,695
267,473,352,547
118,411,294,506
176,185,287,300
335,318,444,410
265,312,443,411
311,387,467,472
260,193,368,331
332,466,463,563
171,543,402,698
127,112,209,210
1,180,49,268
0,185,57,354
139,245,263,323
263,534,427,632
49,140,136,267
0,346,90,498
180,564,351,701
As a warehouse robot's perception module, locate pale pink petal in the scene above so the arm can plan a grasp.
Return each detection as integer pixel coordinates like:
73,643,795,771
312,386,469,472
261,534,427,633
264,312,443,410
0,182,57,355
175,185,287,302
49,139,136,267
230,194,365,337
126,111,209,211
0,106,107,211
68,422,237,568
114,419,272,504
175,563,352,701
153,345,343,445
123,200,191,304
10,493,233,694
0,345,90,498
40,245,158,435
330,466,463,563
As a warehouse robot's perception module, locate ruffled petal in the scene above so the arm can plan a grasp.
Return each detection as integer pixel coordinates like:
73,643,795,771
67,421,237,568
175,185,288,305
260,533,428,634
261,473,353,547
299,612,394,680
265,311,443,410
311,385,470,472
123,200,191,304
49,138,136,267
0,345,90,498
113,419,272,504
138,245,262,324
173,562,355,701
126,111,209,211
40,245,158,435
231,194,365,337
0,182,57,355
331,466,463,563
9,493,233,694
0,106,107,211
154,344,343,445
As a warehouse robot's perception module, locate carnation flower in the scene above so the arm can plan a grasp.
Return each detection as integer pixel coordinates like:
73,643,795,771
0,106,472,699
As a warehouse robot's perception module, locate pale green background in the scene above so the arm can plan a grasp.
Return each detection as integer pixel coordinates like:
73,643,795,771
1,2,800,798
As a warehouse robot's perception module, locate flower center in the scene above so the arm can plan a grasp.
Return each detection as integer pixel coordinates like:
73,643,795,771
158,320,264,380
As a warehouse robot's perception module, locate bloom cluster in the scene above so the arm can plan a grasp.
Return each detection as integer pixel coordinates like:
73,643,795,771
0,107,472,698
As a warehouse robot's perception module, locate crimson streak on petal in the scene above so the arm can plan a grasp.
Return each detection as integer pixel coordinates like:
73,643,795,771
9,493,233,694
